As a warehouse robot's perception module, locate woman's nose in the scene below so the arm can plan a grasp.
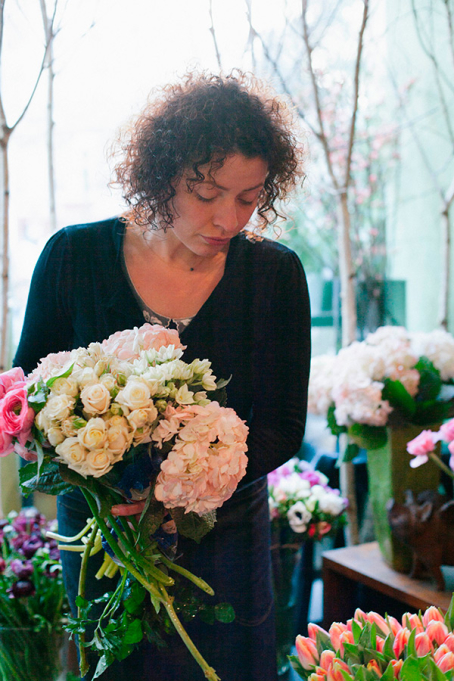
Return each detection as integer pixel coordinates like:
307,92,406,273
213,198,239,233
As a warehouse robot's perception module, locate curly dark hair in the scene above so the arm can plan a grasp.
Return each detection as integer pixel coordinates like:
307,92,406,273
112,71,305,231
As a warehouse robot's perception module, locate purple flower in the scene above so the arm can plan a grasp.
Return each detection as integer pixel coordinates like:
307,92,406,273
10,559,34,579
300,471,322,486
8,580,35,598
20,536,44,558
0,558,5,573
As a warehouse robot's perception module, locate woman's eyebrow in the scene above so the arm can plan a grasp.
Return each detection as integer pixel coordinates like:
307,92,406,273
206,181,265,192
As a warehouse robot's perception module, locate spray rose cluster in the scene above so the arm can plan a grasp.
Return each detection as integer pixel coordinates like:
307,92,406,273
308,326,454,452
292,600,454,680
267,458,347,540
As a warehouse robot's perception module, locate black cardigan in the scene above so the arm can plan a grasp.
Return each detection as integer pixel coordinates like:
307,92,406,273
14,218,311,483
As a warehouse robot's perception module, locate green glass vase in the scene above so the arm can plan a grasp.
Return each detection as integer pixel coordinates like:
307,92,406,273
366,424,441,573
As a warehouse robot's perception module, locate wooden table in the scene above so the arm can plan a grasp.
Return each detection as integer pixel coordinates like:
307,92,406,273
322,541,453,628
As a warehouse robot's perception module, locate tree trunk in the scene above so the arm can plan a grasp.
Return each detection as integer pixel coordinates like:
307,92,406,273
338,191,357,347
0,135,10,371
340,457,360,546
47,52,56,233
439,204,451,330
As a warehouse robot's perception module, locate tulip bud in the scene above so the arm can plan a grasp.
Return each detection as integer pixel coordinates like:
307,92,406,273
426,620,449,646
339,630,354,656
295,635,319,670
327,660,352,681
376,637,385,653
354,608,367,624
366,611,391,637
434,644,450,663
415,632,432,657
402,613,424,633
437,652,454,673
329,622,348,651
319,650,335,671
423,606,445,627
308,667,327,681
444,634,454,653
390,660,403,678
367,660,382,677
388,616,402,636
393,627,411,658
308,622,329,642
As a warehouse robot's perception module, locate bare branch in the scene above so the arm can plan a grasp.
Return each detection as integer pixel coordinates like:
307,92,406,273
410,0,454,95
11,0,59,132
445,174,454,210
301,0,339,188
208,0,222,72
343,0,369,190
444,0,454,67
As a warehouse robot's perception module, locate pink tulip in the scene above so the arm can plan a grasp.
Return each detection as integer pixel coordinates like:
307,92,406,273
437,652,454,673
444,634,454,653
388,616,402,636
435,645,451,663
295,635,319,670
339,630,354,656
376,637,385,653
319,650,335,671
393,627,411,658
366,611,391,636
426,620,449,646
308,623,329,642
422,606,445,627
402,613,424,633
308,668,327,681
0,367,25,398
329,622,348,651
0,386,32,436
439,418,454,443
354,608,367,624
327,660,352,681
415,632,432,656
390,660,403,678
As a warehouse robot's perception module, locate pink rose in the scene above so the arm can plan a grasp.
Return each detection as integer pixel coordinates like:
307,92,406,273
0,367,25,399
407,430,440,468
0,431,14,457
0,386,34,436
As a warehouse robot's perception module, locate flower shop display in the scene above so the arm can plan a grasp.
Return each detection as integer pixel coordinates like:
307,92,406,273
0,507,68,681
268,458,348,678
0,323,249,681
291,596,454,680
308,326,454,572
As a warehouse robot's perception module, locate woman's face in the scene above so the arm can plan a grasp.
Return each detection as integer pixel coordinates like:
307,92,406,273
168,153,268,257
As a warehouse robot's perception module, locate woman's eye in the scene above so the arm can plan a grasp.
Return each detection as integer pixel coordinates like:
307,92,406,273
238,198,254,206
195,193,215,203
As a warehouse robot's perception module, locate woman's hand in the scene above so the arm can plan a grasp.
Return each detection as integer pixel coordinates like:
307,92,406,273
111,500,146,517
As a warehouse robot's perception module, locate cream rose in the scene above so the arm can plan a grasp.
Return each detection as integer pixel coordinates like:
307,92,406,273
55,437,89,476
35,408,52,433
81,383,111,415
45,394,75,422
85,448,114,477
106,420,133,457
127,406,158,430
116,379,151,410
78,418,107,450
47,427,65,447
99,373,117,391
50,377,79,397
61,416,86,438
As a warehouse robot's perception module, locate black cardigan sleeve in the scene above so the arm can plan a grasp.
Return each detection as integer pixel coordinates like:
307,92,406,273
244,248,311,481
13,230,74,375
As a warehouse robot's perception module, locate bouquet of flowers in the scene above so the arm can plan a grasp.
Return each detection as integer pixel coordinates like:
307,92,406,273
268,458,347,541
407,419,454,479
0,507,68,681
0,323,249,681
308,326,454,458
291,597,454,680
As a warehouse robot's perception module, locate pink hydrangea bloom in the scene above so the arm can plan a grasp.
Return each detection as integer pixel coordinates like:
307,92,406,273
102,323,185,361
27,350,72,383
154,402,248,515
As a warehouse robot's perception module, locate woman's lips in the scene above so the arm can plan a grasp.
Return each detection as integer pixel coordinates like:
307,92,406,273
202,236,230,246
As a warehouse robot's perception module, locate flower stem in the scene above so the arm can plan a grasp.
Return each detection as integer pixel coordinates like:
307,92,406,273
159,584,220,681
158,553,214,595
46,517,97,543
78,522,99,678
429,451,454,479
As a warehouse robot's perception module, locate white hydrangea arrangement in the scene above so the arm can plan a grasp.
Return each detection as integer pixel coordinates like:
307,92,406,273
308,326,454,454
268,458,347,540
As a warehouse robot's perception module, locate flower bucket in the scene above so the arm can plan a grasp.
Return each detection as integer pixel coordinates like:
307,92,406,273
0,626,62,681
366,424,441,572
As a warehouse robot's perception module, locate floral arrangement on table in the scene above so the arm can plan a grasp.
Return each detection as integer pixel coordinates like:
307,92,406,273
407,419,454,479
291,597,454,680
308,326,454,458
0,507,68,681
268,457,348,541
0,323,249,681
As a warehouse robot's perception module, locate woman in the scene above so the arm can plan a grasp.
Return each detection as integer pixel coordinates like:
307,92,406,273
14,72,311,681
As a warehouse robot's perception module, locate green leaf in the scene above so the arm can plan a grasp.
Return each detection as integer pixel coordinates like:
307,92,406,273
19,459,72,496
400,656,422,681
412,399,452,426
351,618,363,644
205,386,228,407
214,603,235,624
381,662,396,681
338,442,360,465
343,642,362,665
382,379,416,418
215,376,231,390
198,605,215,625
93,654,110,680
289,655,307,678
138,495,166,546
123,618,143,645
444,593,454,630
414,357,442,402
427,657,450,681
327,404,347,437
46,363,74,388
170,508,216,543
348,424,388,451
406,627,417,658
35,439,45,479
382,633,395,661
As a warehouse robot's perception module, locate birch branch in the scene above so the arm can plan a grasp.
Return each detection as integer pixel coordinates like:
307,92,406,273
208,0,222,72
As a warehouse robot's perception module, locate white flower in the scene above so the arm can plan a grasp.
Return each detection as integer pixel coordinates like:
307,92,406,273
287,501,312,533
78,418,108,450
116,379,151,410
85,448,114,477
317,491,346,516
99,373,117,391
73,367,99,389
411,329,454,381
55,438,89,476
105,417,133,457
47,427,65,447
174,384,194,405
45,394,75,422
201,373,217,391
127,406,158,430
80,383,112,415
50,377,79,397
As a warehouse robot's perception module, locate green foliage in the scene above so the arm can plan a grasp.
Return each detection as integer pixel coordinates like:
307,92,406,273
328,404,347,436
347,424,388,451
170,508,216,544
19,459,73,496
